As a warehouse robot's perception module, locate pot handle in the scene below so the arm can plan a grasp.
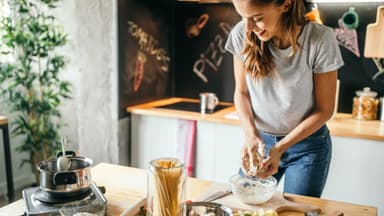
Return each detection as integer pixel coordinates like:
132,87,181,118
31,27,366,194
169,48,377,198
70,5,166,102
53,171,77,185
56,150,76,157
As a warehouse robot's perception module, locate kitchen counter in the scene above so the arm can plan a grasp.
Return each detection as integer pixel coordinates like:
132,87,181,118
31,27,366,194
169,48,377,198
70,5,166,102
0,163,377,215
127,97,384,141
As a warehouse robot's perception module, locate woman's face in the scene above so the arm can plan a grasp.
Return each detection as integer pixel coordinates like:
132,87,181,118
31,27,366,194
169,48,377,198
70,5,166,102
233,0,287,42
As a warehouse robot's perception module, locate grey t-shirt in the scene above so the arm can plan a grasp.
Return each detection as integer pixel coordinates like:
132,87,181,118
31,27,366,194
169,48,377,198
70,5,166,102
225,21,344,135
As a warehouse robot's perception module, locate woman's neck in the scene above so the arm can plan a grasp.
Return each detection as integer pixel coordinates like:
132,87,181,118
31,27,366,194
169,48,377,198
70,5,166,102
272,24,303,49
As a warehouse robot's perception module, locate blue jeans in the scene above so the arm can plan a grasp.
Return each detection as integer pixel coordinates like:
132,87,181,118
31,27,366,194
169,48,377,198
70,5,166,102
240,125,332,198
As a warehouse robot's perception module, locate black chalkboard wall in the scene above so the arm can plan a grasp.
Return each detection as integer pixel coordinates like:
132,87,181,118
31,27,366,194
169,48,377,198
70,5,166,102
316,2,384,113
173,3,241,102
118,0,172,117
118,1,384,117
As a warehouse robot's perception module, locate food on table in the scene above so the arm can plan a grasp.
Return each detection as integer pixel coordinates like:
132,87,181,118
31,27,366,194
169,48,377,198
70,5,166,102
72,213,99,216
233,209,278,216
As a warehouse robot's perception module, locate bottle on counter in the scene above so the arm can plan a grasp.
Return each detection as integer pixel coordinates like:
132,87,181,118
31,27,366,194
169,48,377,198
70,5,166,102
352,87,379,120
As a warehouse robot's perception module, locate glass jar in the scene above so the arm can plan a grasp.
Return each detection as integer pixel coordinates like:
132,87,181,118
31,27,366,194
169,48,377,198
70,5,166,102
147,158,186,216
352,87,379,120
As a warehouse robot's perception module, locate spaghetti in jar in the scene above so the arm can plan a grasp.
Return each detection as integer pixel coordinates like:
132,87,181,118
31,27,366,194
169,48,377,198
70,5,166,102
147,158,186,216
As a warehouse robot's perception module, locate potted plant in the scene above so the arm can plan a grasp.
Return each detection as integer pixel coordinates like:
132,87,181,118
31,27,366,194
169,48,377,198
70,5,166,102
0,0,71,182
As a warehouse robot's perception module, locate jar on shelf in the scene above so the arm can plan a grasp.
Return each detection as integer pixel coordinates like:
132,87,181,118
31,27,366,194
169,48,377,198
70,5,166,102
352,87,379,120
147,158,186,216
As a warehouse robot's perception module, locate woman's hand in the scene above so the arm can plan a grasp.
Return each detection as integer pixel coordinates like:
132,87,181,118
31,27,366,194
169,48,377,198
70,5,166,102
241,137,265,176
257,145,283,179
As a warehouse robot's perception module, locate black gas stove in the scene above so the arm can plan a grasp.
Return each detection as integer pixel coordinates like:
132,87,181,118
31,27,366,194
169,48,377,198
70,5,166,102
23,182,107,216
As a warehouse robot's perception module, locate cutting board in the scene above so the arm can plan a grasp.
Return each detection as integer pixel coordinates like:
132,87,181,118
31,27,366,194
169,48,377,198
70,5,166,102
364,6,384,58
198,183,322,214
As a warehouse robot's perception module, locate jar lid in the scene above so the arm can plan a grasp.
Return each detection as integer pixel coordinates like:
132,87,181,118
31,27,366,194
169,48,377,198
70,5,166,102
356,87,378,97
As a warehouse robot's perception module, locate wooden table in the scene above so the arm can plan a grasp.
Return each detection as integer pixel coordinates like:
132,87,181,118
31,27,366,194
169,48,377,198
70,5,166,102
0,163,377,215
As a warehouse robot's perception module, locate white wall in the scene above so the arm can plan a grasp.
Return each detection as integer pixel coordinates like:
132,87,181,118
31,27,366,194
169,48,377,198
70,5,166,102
56,0,121,164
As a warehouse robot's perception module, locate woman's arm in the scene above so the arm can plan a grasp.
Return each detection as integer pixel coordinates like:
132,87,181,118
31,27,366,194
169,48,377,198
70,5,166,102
233,56,261,141
233,56,264,173
258,70,337,178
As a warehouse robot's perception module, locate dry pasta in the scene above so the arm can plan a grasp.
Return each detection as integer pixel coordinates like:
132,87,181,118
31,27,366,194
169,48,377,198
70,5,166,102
148,158,185,216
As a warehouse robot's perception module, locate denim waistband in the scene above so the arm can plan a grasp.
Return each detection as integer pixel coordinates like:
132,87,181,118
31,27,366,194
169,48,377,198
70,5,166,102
259,124,328,140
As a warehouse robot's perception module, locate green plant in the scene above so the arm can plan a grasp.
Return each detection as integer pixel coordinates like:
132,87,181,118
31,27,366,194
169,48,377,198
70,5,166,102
0,0,71,181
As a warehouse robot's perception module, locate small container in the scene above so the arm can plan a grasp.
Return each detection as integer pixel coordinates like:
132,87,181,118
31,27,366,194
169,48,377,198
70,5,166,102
352,87,379,120
200,92,219,114
147,158,186,216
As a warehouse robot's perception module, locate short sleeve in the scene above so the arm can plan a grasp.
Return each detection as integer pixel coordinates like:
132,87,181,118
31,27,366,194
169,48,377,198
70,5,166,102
313,30,344,73
225,21,246,60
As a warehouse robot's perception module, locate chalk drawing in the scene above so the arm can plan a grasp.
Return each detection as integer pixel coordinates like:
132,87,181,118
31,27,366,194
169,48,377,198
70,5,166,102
133,51,147,92
128,21,170,72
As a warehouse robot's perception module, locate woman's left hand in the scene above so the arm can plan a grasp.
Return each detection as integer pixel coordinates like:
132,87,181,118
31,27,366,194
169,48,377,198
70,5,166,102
257,145,283,179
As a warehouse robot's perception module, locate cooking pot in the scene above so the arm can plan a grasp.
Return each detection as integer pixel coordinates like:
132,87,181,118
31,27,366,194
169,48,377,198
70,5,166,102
36,152,93,198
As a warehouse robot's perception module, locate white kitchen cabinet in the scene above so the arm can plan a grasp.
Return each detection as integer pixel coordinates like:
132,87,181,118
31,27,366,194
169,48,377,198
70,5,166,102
131,114,383,214
131,114,179,169
194,122,216,180
209,123,243,183
131,114,243,181
322,136,384,214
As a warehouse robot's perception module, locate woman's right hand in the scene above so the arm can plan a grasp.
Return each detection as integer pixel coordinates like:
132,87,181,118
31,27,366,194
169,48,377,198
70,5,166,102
241,137,265,176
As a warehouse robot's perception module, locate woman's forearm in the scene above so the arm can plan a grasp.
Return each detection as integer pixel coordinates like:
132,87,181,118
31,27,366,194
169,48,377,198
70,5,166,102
234,91,261,140
275,108,333,154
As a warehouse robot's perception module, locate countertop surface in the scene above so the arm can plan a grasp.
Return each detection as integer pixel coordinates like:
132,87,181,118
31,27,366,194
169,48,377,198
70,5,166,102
127,97,384,141
0,163,377,215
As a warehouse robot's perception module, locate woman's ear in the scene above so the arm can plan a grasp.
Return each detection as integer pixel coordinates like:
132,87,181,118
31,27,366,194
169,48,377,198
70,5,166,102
282,0,292,13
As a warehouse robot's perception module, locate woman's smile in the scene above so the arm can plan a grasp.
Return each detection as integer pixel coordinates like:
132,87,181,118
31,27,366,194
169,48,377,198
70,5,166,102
254,29,269,40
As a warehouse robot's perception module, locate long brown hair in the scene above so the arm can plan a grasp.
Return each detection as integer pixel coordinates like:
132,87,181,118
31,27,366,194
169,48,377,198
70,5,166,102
241,0,307,79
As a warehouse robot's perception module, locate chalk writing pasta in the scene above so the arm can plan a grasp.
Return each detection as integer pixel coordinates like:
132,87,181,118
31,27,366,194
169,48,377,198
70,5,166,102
128,21,170,73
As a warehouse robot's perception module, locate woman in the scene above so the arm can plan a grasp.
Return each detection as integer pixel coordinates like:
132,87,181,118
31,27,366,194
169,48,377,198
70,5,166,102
225,0,343,197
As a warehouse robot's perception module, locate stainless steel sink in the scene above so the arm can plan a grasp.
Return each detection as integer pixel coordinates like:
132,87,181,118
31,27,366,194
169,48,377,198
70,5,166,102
154,101,231,113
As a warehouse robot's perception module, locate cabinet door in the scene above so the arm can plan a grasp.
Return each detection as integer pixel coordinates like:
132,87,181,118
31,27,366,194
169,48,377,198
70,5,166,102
212,124,243,183
322,136,384,214
194,122,216,180
131,114,178,169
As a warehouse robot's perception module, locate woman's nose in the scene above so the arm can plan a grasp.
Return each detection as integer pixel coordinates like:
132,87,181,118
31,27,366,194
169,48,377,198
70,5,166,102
246,19,261,33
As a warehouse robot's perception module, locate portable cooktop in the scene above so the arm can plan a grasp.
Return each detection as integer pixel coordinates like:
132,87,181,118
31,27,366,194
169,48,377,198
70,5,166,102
23,182,107,216
155,101,231,113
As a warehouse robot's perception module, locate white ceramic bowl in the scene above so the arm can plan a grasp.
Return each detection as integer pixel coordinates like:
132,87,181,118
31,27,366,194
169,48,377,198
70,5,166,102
229,174,277,204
